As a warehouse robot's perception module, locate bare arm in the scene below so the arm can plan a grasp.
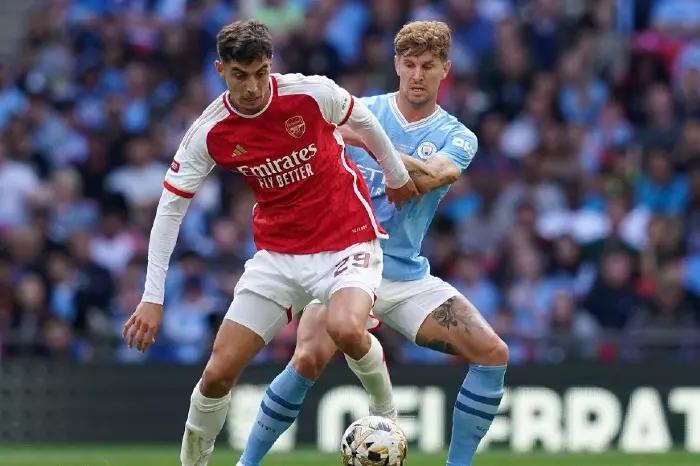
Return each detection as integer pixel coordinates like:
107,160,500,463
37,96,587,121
339,125,463,194
402,155,461,194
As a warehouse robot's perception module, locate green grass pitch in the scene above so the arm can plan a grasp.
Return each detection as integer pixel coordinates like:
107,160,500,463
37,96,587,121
0,446,697,466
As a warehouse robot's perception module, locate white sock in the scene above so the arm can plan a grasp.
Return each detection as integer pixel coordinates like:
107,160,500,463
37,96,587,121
181,381,231,466
345,333,394,414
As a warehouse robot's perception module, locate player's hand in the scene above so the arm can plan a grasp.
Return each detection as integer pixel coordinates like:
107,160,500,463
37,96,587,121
122,302,163,353
386,179,419,209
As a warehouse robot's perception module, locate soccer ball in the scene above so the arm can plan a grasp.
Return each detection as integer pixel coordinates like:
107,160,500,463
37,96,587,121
340,415,407,466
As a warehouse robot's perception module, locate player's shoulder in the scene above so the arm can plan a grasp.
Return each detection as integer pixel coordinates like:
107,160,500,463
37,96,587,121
438,109,477,140
357,92,393,110
180,93,230,153
432,109,477,158
275,73,341,96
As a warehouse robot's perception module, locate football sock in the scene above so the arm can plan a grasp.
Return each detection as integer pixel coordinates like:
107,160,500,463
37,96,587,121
238,363,314,466
181,381,231,466
345,333,395,415
447,364,506,466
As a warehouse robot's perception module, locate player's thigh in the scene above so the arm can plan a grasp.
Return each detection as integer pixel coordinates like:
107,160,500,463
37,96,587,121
372,275,458,342
326,287,374,334
310,240,383,330
291,301,338,380
235,249,308,321
415,293,504,362
225,289,295,345
374,275,502,358
308,239,383,308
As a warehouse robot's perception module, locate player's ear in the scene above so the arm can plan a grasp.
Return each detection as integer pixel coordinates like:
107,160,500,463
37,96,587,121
394,55,400,76
442,59,451,79
214,59,225,78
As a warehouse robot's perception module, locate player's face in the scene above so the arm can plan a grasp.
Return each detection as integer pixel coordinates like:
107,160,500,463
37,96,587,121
216,57,272,114
394,51,450,107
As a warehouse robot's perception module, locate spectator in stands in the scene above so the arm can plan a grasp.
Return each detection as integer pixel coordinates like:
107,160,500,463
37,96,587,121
0,138,42,229
449,251,501,323
584,250,642,329
7,273,49,357
547,290,600,362
635,147,688,215
2,0,700,364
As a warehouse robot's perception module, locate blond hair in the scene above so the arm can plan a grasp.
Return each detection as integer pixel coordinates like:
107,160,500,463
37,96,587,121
394,21,451,61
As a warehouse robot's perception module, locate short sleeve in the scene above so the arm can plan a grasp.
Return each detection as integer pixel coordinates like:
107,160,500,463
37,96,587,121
308,76,355,126
436,127,478,172
164,121,216,198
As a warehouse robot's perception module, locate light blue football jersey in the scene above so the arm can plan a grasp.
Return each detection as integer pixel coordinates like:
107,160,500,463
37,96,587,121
347,92,478,281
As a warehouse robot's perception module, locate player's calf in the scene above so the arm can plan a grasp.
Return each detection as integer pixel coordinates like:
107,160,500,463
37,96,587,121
326,288,396,420
182,319,265,466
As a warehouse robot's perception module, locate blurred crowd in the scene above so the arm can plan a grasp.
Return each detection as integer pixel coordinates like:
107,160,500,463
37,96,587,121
1,0,700,365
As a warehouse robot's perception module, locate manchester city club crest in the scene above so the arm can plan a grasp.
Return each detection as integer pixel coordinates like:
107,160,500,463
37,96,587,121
417,141,437,160
285,115,306,138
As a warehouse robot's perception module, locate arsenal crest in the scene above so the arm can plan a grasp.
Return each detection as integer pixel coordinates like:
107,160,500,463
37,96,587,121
285,115,306,138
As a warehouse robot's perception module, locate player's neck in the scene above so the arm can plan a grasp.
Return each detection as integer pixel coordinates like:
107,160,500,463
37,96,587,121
395,93,437,123
228,81,272,116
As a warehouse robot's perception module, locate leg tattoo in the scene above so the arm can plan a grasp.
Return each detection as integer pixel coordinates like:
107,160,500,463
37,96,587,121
430,297,459,330
419,296,491,355
429,296,487,336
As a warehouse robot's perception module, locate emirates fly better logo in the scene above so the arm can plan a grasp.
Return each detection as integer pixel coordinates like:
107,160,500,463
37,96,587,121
285,115,306,138
237,143,318,189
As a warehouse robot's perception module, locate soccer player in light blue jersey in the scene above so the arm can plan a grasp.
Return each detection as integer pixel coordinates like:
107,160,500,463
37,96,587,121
237,21,508,466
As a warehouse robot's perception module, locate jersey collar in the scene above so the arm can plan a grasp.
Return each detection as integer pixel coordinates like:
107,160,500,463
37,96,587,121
389,92,442,131
222,75,277,118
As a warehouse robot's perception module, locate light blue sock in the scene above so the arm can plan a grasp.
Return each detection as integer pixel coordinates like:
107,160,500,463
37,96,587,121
239,364,314,466
446,364,506,466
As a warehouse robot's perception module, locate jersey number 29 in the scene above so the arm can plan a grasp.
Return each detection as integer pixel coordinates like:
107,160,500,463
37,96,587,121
334,252,370,277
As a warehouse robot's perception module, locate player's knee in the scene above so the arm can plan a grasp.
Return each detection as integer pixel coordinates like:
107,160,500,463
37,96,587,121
291,347,329,381
326,321,365,354
201,362,237,397
475,335,509,366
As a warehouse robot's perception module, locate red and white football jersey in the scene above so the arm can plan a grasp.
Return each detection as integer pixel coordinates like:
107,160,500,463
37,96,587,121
164,73,386,254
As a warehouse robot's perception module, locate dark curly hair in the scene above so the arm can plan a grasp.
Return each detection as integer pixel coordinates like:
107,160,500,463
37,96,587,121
217,20,273,64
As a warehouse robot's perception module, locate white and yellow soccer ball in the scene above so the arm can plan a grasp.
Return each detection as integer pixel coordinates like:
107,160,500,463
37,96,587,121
340,415,407,466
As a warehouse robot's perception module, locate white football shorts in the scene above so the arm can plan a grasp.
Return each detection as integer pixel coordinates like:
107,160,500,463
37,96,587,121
373,274,459,341
305,274,460,342
225,240,382,343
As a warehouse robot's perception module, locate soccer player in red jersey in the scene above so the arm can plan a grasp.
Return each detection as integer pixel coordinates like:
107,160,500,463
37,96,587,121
121,20,418,465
